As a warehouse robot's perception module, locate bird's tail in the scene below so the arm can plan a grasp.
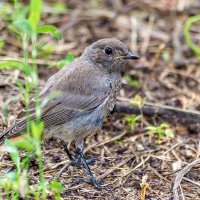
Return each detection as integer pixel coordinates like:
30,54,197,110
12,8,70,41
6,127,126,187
0,129,10,147
0,120,26,151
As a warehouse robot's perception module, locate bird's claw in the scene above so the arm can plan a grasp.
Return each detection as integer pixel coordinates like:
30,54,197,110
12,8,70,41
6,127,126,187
71,157,97,168
89,177,101,190
75,176,102,190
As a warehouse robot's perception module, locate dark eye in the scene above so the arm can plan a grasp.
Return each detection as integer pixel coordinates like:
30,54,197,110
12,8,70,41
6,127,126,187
104,47,113,55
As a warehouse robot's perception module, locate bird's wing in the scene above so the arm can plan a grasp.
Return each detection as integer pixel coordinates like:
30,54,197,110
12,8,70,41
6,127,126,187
1,61,112,139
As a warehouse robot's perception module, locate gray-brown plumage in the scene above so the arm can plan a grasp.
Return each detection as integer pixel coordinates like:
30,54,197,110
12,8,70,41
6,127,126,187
0,38,139,188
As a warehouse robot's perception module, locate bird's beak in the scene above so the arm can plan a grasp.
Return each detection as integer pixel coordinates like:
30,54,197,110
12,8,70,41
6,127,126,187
114,53,140,60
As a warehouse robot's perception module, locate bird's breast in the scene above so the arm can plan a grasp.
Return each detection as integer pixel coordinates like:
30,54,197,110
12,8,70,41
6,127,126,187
107,74,122,113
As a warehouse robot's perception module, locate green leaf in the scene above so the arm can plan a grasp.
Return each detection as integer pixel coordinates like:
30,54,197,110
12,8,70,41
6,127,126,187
124,75,140,88
66,53,74,62
5,140,20,172
184,14,200,60
160,123,169,129
0,60,32,76
15,80,25,91
20,155,31,169
11,0,19,4
31,120,44,140
37,41,55,54
124,115,140,132
36,25,61,40
165,129,174,138
14,135,35,151
129,95,146,108
6,171,19,181
0,60,24,70
0,171,19,189
13,19,32,35
0,39,5,49
22,63,32,76
49,180,63,192
146,123,174,140
28,0,42,30
146,126,157,131
158,132,164,140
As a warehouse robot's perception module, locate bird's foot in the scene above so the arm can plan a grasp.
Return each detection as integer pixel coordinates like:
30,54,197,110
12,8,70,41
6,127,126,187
56,157,97,179
74,177,115,191
75,176,102,190
89,177,102,190
71,157,97,168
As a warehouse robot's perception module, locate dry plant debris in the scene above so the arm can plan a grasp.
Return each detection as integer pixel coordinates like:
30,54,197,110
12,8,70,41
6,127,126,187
0,0,200,199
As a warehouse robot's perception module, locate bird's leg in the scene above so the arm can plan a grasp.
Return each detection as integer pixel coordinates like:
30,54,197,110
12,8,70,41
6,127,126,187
61,140,74,161
62,139,96,166
57,140,82,178
75,139,101,190
57,141,74,179
57,140,97,179
61,140,83,168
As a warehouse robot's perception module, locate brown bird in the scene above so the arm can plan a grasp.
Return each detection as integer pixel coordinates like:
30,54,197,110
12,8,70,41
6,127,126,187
0,38,139,189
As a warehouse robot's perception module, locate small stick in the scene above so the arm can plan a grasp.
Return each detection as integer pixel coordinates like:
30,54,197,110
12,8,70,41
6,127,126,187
96,155,134,182
140,174,149,200
173,158,200,200
113,102,200,125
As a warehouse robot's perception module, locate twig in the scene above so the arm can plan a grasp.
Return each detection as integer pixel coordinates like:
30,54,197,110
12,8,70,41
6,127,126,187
56,162,71,179
84,131,127,153
148,165,171,183
180,185,186,200
183,177,200,187
163,69,200,84
96,155,134,182
140,174,148,200
173,158,200,200
113,102,200,125
124,156,151,177
163,142,181,155
149,43,165,69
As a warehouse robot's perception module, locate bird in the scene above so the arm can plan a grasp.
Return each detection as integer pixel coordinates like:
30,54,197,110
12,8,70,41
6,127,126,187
0,38,139,189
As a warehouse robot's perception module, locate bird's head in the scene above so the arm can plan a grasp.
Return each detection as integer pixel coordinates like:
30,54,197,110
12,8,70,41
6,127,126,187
82,38,139,72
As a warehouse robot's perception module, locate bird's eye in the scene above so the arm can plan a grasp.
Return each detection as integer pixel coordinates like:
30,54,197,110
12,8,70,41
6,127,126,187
104,47,113,55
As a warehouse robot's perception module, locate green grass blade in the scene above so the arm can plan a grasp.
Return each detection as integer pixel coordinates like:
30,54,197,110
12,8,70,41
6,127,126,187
184,14,200,59
37,25,61,40
28,0,42,30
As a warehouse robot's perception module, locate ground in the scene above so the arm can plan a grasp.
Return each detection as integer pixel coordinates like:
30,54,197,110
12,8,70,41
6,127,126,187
0,0,200,199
